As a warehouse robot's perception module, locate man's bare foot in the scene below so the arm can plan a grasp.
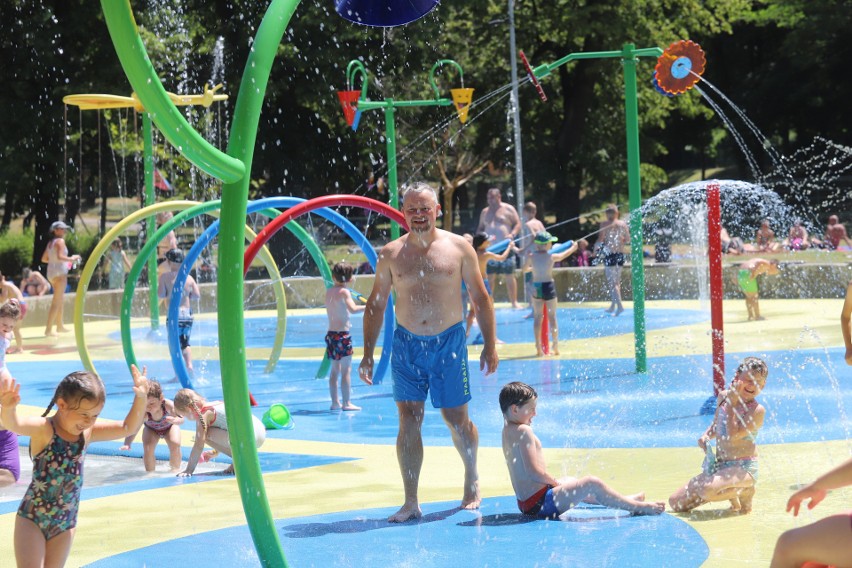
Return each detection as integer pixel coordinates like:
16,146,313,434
536,349,544,357
614,306,625,316
461,479,481,510
6,347,23,354
737,487,755,514
57,326,70,333
221,464,235,475
342,404,361,411
632,501,665,515
330,404,341,411
388,503,422,523
755,316,766,321
604,306,614,314
512,303,523,310
552,348,560,356
45,330,57,337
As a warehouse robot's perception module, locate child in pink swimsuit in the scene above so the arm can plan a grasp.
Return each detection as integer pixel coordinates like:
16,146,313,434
0,366,149,567
120,379,184,471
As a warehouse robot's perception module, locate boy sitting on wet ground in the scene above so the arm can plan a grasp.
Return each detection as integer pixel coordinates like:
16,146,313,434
501,381,665,519
522,231,577,357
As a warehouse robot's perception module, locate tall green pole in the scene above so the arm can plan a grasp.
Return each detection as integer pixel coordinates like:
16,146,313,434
218,1,298,564
142,113,159,329
346,60,463,239
384,102,400,240
621,43,647,373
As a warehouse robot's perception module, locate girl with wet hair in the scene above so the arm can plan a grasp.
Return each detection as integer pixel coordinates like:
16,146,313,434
173,388,266,477
0,366,148,568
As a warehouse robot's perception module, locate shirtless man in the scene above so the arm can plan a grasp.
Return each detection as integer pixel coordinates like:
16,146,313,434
359,181,498,523
520,202,546,310
597,204,630,316
477,188,522,308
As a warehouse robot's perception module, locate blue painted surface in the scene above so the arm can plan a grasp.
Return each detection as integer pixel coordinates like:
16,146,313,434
115,306,710,347
85,496,709,567
0,441,350,516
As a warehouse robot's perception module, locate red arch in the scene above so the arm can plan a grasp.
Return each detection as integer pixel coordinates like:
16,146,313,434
243,195,408,271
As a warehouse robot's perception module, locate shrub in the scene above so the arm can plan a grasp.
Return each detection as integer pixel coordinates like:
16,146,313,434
0,231,35,281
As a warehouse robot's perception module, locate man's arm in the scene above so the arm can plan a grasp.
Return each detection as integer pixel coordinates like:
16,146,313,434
476,208,487,234
463,243,498,375
358,251,393,385
506,206,522,240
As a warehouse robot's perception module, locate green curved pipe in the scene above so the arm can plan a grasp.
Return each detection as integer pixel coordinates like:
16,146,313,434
73,201,287,378
218,2,300,564
101,0,300,564
100,0,245,184
118,201,293,375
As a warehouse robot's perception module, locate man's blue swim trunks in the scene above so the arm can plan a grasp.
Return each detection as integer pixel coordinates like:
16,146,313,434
391,322,470,408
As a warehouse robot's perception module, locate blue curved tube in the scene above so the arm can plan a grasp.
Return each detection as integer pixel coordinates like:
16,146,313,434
167,196,394,388
550,240,574,255
486,238,511,254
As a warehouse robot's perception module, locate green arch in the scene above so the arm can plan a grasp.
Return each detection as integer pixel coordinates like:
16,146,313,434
73,201,288,376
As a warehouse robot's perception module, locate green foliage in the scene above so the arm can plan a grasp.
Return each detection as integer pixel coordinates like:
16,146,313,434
66,230,101,264
0,232,34,279
2,0,851,253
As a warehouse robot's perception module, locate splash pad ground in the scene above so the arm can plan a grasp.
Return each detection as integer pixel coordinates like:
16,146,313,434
1,298,850,567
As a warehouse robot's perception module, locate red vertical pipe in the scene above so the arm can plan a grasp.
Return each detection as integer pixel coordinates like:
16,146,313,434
707,183,725,395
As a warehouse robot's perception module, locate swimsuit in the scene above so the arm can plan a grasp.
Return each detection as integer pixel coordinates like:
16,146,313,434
715,457,759,481
45,239,71,281
737,269,758,294
17,421,85,540
201,402,266,446
533,281,557,301
201,402,230,431
518,485,560,519
486,251,517,275
168,307,194,350
144,401,174,438
709,400,760,481
603,252,624,267
391,322,470,408
325,330,354,360
0,429,20,481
